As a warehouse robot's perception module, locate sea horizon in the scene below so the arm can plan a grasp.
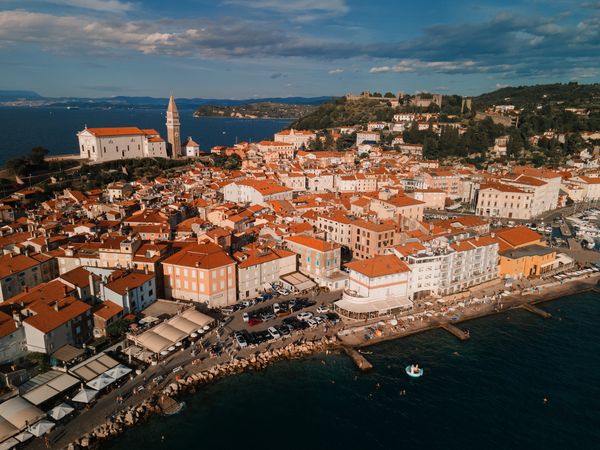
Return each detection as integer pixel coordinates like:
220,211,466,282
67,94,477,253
0,107,292,165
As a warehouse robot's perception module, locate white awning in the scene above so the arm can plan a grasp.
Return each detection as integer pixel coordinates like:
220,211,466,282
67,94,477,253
71,387,98,404
335,295,413,314
48,403,74,421
86,373,116,391
104,364,132,380
27,419,55,437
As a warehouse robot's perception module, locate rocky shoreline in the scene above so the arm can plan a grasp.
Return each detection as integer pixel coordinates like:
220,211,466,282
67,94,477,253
65,336,339,449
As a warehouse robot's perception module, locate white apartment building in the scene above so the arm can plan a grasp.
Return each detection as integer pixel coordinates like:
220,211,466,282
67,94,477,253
273,129,316,149
335,254,412,320
502,174,559,216
315,210,353,247
356,131,380,145
78,127,168,162
235,248,297,299
476,182,534,220
222,180,293,204
335,174,377,192
568,176,600,201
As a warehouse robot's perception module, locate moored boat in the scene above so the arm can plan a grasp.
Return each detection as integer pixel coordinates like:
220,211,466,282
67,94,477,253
405,364,423,378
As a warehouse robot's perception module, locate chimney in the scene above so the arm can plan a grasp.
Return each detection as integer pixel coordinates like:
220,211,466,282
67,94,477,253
144,265,149,275
63,285,68,297
54,301,60,312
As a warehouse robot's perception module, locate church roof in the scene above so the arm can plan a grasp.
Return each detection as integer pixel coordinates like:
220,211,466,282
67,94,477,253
167,95,179,114
85,127,145,137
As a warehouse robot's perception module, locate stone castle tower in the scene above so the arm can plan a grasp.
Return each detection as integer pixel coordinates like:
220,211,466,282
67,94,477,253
166,95,181,158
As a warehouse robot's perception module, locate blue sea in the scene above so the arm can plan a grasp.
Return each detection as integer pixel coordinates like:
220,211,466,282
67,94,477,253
0,107,292,165
105,293,600,450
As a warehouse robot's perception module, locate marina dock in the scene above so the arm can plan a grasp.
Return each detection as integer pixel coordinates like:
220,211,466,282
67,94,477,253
520,303,552,319
440,323,471,341
343,346,373,371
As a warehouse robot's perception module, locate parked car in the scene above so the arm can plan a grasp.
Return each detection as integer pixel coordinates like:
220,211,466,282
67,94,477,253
234,332,248,348
219,316,233,327
242,312,250,322
316,304,329,314
296,312,314,321
305,318,318,328
260,312,276,321
267,327,281,339
221,306,235,315
248,318,263,327
273,303,281,313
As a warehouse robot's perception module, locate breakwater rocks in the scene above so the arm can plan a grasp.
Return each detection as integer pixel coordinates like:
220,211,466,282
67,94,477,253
67,336,339,449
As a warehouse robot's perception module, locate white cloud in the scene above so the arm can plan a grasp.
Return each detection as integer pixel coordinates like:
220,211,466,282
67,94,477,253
223,0,349,15
370,59,479,74
43,0,135,12
328,68,344,74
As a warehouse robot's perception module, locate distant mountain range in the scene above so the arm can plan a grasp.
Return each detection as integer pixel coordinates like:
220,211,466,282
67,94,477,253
0,90,332,109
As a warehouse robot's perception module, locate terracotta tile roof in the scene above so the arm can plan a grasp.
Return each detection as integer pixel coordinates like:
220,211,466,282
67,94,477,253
59,267,93,288
495,226,543,248
285,235,338,252
24,295,91,334
0,253,41,279
85,127,145,137
345,254,409,277
163,243,235,269
105,271,154,296
93,300,124,321
0,311,17,338
480,182,527,193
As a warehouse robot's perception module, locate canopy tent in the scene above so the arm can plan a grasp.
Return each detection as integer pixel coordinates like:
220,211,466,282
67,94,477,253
21,373,81,407
0,437,18,450
280,272,316,292
69,353,120,382
13,430,33,443
152,323,188,343
27,419,55,437
134,331,173,354
180,309,214,328
48,403,74,421
0,418,18,443
71,387,98,404
86,373,116,391
167,316,199,335
0,397,45,432
104,364,132,381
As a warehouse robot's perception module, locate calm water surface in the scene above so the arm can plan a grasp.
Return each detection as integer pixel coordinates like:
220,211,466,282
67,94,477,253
105,293,600,450
0,107,291,164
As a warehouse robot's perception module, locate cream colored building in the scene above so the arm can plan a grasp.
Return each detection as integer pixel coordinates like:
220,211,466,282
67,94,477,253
77,127,167,162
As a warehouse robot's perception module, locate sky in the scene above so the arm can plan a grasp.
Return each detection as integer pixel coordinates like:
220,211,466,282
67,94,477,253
0,0,599,98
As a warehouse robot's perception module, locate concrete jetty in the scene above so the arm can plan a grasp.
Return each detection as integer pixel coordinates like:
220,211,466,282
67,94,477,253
440,323,471,341
520,303,552,319
343,346,373,371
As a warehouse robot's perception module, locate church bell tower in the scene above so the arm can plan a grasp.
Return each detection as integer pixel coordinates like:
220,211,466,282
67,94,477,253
166,95,181,158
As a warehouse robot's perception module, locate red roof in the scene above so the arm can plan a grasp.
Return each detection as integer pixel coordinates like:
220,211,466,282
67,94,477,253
85,127,145,137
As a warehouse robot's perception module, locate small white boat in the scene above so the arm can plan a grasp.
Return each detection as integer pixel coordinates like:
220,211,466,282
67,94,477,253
405,364,423,378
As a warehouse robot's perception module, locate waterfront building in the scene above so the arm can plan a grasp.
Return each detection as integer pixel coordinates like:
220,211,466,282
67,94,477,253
162,243,237,307
0,252,57,302
77,127,167,162
285,235,347,290
234,246,297,299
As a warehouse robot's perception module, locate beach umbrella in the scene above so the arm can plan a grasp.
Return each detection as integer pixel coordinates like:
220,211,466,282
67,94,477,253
390,319,398,326
190,332,198,338
13,431,33,443
0,437,18,450
87,372,116,391
202,325,210,331
72,387,99,404
168,346,176,352
49,403,75,421
160,351,169,356
104,364,132,380
27,419,55,437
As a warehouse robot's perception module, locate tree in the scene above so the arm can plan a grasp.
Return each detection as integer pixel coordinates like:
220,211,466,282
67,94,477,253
384,92,396,98
30,146,49,166
323,132,335,150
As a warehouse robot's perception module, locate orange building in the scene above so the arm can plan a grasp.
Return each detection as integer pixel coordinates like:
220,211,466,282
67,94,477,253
162,243,237,307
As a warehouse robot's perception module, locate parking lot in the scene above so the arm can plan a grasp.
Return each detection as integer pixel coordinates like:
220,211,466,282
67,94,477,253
197,290,343,355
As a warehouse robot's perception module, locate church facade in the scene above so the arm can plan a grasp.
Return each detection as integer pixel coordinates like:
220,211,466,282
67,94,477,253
77,96,195,163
